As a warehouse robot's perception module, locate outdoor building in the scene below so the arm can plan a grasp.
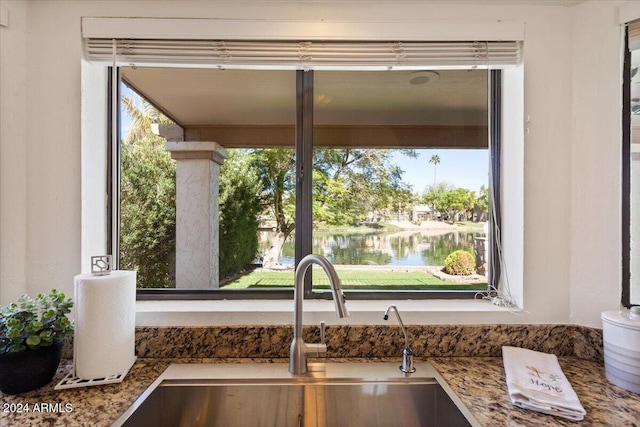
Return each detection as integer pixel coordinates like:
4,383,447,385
412,205,434,222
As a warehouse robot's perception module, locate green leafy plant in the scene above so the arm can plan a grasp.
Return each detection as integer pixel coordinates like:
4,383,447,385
219,149,262,279
444,250,476,276
0,289,73,354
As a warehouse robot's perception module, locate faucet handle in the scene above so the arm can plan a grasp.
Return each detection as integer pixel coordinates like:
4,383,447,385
303,321,328,358
320,321,326,345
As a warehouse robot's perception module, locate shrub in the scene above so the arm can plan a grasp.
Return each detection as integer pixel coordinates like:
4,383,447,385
443,250,475,276
120,134,176,288
219,150,262,279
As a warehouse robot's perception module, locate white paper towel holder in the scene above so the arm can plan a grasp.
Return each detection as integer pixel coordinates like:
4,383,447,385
55,255,137,390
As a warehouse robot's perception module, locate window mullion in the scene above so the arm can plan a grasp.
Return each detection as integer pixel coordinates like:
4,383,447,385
107,66,122,269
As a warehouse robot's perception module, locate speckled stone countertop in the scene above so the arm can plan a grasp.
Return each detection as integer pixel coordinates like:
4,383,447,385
430,357,640,427
1,356,639,426
1,325,638,426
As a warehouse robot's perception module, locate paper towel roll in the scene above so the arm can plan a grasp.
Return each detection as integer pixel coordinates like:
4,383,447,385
74,270,136,380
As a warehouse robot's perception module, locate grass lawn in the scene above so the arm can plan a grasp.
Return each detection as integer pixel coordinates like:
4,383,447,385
222,268,486,291
313,222,401,235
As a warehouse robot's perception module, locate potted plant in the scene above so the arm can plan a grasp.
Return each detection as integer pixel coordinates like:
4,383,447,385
0,289,73,394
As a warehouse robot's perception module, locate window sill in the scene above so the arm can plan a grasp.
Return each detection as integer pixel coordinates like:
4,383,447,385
136,299,517,326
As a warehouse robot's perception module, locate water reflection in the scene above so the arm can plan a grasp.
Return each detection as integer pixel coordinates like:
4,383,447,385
260,230,482,267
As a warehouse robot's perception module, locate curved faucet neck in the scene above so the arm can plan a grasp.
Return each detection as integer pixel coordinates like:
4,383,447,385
290,254,349,375
384,305,410,350
384,304,416,373
293,254,347,340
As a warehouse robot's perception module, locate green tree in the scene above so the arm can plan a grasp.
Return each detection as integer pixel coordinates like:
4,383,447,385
313,148,417,224
388,185,416,221
219,150,262,278
440,188,476,224
253,149,296,268
422,182,452,217
475,185,489,222
312,169,357,226
429,153,441,185
254,147,417,266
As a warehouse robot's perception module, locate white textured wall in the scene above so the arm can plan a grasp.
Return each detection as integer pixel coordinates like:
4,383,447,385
520,7,574,322
23,1,83,301
0,0,630,327
570,1,627,326
0,1,29,305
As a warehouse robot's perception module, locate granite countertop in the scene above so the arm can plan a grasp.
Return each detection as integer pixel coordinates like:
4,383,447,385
430,357,640,427
1,356,639,427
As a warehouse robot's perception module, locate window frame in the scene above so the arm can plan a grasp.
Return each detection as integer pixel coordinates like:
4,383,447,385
623,27,633,307
109,67,502,301
106,66,120,266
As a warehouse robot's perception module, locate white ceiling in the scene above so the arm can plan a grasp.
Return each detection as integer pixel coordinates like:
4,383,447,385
122,67,489,127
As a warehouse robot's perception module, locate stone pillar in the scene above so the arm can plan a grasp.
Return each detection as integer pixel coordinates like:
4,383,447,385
165,141,228,289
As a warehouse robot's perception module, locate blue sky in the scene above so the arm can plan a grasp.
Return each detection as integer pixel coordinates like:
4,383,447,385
119,85,136,139
391,149,489,194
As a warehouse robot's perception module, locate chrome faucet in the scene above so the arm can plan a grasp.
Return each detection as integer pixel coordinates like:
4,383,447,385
383,305,416,373
289,254,349,375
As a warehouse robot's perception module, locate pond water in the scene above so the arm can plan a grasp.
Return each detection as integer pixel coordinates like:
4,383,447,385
259,230,484,267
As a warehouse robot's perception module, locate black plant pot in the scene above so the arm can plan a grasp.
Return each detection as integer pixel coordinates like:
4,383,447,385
0,340,63,395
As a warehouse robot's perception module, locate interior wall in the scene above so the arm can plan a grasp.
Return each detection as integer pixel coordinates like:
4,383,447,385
0,0,628,327
0,0,29,305
501,65,525,309
524,4,579,322
570,1,626,327
23,0,83,301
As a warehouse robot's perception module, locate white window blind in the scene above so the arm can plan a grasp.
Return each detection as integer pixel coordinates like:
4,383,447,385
83,39,520,70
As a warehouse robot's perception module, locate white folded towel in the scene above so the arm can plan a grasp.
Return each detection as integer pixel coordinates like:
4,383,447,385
502,346,586,421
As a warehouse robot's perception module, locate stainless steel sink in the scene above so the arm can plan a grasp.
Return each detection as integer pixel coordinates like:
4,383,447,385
112,362,480,427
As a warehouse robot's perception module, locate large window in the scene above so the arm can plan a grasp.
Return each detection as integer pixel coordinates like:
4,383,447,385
94,31,518,299
115,66,500,299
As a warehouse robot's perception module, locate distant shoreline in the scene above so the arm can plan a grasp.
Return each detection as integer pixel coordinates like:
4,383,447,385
313,220,485,234
259,220,486,235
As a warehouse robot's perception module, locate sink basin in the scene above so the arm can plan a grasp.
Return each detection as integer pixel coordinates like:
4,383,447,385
112,362,480,427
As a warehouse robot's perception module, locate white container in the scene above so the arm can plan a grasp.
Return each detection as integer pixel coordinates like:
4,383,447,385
601,307,640,394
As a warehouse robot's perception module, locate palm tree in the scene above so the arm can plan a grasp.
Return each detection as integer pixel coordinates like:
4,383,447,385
429,154,441,185
121,94,172,145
